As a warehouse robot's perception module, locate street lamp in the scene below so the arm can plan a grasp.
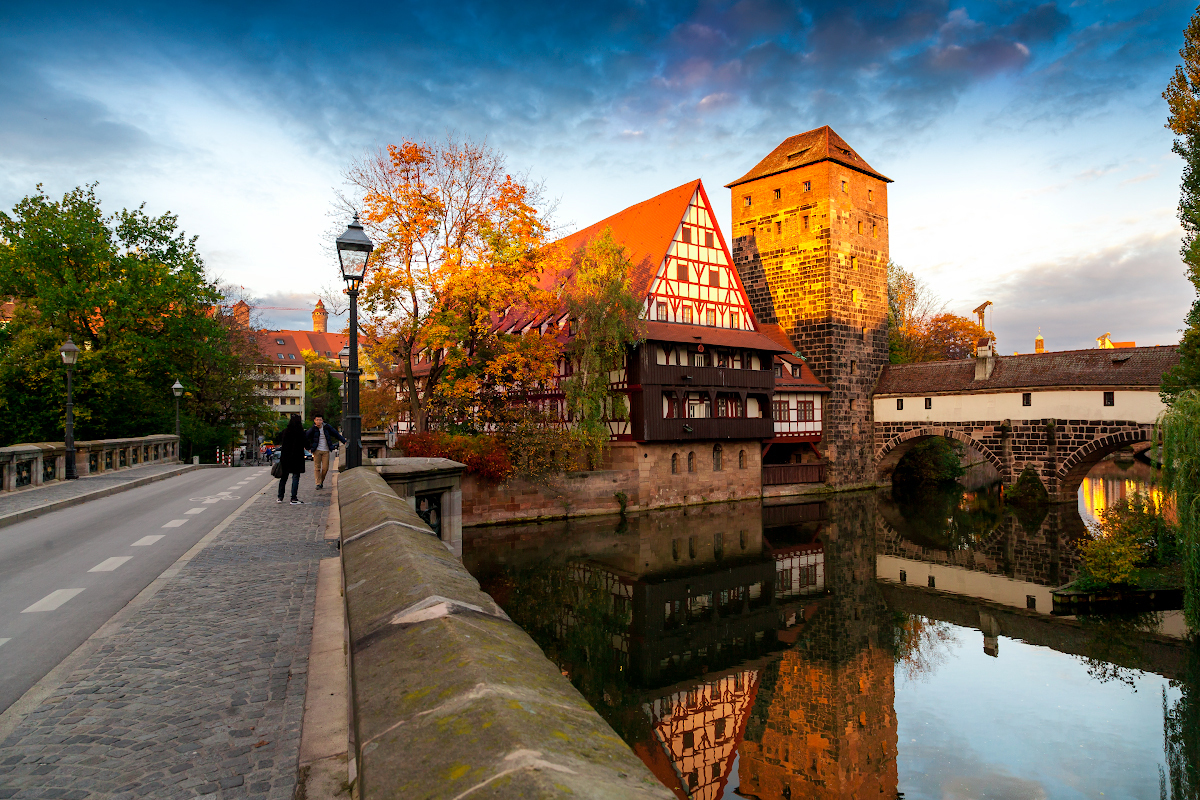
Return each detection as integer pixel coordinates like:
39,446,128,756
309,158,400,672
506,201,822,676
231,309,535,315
336,214,374,469
172,380,183,443
337,347,350,429
59,338,79,480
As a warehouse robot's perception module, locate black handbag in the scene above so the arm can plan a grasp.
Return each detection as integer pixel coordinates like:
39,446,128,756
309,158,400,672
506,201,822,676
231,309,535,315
271,461,284,479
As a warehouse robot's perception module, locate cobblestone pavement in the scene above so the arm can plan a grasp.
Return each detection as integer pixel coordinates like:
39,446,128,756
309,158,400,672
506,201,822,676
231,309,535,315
0,463,197,518
0,479,333,799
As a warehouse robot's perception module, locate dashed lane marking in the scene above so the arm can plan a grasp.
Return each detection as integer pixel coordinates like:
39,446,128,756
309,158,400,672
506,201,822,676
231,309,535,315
162,520,188,528
0,639,10,648
22,589,85,613
88,557,133,572
131,535,164,546
185,508,207,514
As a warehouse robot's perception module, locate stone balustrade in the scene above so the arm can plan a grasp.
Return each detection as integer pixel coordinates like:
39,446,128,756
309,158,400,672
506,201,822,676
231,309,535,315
0,435,180,492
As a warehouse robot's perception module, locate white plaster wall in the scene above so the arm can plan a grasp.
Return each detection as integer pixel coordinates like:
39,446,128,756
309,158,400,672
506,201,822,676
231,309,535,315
873,389,1164,425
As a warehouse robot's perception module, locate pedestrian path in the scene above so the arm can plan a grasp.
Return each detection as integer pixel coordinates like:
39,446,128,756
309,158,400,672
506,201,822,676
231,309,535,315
0,462,199,521
0,474,333,799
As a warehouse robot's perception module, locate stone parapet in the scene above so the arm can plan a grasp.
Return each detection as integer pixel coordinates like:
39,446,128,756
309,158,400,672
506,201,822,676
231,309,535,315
0,434,180,492
337,466,672,799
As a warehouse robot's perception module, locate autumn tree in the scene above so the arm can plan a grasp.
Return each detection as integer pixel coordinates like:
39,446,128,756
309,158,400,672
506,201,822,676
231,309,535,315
888,261,993,363
345,136,558,433
563,229,645,467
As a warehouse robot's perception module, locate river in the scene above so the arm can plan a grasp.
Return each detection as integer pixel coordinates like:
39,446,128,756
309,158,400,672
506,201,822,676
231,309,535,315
462,476,1192,799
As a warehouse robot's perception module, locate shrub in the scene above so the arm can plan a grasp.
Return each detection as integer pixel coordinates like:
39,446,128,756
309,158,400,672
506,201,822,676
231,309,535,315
1078,534,1143,587
1077,494,1180,587
1006,465,1049,507
396,432,512,482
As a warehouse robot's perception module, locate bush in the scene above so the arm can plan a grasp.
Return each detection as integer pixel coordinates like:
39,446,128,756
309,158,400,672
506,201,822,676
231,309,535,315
1077,494,1180,587
892,437,965,486
396,432,512,482
1078,534,1143,587
1006,465,1049,507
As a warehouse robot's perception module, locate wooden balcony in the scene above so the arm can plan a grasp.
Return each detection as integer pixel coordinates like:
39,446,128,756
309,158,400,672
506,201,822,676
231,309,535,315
634,362,775,390
762,464,826,486
636,415,775,442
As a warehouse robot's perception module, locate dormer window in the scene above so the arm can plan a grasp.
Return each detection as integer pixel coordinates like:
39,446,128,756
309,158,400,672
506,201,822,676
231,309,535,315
288,354,296,360
774,363,782,377
276,338,286,345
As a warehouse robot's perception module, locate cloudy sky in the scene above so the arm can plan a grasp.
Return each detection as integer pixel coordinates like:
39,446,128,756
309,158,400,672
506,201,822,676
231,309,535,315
0,0,1194,351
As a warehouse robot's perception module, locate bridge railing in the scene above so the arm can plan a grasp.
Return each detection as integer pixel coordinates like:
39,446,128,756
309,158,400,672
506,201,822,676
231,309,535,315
762,463,825,486
0,435,181,492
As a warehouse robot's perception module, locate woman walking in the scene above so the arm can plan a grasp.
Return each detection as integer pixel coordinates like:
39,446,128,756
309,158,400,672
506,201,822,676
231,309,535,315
277,414,307,505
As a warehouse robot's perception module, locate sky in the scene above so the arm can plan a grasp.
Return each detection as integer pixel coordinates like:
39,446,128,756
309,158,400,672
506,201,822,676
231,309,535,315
0,0,1195,352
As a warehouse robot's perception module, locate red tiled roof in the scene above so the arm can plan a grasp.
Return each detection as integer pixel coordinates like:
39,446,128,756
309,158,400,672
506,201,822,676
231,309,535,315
255,329,349,365
758,323,795,352
725,126,892,188
875,346,1181,395
643,321,790,353
776,354,830,392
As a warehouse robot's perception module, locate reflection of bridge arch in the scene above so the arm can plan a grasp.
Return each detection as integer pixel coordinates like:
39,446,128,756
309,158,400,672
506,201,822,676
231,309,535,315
875,427,1004,483
1057,425,1153,500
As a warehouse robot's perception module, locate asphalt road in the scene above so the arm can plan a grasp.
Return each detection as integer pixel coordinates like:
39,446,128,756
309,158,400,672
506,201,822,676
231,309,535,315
0,466,278,714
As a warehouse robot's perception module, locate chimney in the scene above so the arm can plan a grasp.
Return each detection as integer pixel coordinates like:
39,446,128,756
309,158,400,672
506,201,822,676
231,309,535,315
1034,330,1044,354
312,299,328,333
974,336,996,381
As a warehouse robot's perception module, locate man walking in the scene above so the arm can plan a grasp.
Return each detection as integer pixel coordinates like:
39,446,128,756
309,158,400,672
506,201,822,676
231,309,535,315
306,415,346,490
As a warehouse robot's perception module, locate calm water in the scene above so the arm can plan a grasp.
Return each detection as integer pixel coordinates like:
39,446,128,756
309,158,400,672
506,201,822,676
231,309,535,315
463,481,1193,800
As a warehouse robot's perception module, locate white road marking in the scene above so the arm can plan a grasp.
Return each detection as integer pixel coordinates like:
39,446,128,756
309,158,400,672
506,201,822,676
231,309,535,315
89,556,133,572
162,520,187,528
203,499,220,504
185,508,207,515
132,535,164,546
22,589,85,613
217,492,231,496
0,638,10,648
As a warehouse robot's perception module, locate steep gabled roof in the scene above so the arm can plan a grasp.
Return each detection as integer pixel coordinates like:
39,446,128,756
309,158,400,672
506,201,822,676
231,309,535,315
875,346,1180,395
725,126,891,188
551,179,701,302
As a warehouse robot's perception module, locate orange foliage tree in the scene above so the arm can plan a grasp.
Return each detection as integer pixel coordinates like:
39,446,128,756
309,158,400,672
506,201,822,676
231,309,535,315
345,136,561,433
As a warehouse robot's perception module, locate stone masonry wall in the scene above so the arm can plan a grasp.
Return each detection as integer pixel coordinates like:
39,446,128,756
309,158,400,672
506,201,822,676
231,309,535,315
461,440,763,526
731,159,889,488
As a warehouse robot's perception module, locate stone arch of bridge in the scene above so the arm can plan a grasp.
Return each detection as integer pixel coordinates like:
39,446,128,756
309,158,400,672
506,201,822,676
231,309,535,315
875,427,1005,484
1056,426,1153,501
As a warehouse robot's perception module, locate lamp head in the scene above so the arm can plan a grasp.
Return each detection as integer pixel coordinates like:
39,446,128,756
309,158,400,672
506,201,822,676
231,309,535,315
338,345,351,369
336,213,374,291
172,380,184,398
59,337,79,366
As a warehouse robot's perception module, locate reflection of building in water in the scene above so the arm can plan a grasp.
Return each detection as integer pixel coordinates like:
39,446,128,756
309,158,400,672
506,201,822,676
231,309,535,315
1078,458,1163,527
638,670,760,800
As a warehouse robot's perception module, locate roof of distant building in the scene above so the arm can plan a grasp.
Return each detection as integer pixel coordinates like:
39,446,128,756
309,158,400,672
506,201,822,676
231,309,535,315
253,329,349,364
875,346,1181,395
725,125,892,188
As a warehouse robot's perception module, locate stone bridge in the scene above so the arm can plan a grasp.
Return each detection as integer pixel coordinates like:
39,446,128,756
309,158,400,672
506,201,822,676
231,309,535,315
871,345,1178,502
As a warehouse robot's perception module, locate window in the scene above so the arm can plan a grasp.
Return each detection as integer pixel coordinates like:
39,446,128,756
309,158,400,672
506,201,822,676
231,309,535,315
288,354,296,360
803,181,811,192
775,221,781,234
851,289,861,304
743,195,752,207
868,189,874,202
928,575,936,588
841,180,847,193
739,450,746,469
713,444,723,471
861,325,867,340
1022,392,1032,407
291,368,297,375
1026,595,1037,610
688,452,695,472
683,307,693,324
872,223,877,238
677,262,688,281
900,570,907,583
851,256,857,270
705,231,714,247
896,398,904,410
857,221,863,234
275,338,286,345
924,397,932,409
798,400,815,421
850,399,857,411
657,303,667,321
774,363,782,377
792,364,800,378
730,312,740,329
671,453,679,474
277,353,284,359
803,215,809,230
772,399,790,421
691,351,707,368
773,188,781,200
706,309,716,326
683,227,692,244
1104,391,1115,407
709,269,719,287
850,360,857,375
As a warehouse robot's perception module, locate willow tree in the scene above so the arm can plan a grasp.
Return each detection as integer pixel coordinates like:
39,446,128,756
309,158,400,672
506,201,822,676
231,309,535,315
1163,392,1200,628
562,229,644,468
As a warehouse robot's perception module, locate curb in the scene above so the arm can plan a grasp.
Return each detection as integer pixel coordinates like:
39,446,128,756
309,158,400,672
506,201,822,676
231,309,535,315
0,480,268,743
0,463,208,530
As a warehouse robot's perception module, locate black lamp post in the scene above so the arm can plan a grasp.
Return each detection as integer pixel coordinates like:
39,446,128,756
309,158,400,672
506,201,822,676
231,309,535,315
336,214,374,470
337,347,350,429
60,338,79,480
172,380,183,443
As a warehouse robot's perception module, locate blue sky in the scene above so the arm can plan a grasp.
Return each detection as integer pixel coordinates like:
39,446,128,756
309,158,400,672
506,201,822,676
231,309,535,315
0,0,1195,351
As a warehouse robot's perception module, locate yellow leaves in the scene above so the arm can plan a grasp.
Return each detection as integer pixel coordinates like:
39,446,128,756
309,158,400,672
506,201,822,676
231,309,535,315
1166,10,1200,135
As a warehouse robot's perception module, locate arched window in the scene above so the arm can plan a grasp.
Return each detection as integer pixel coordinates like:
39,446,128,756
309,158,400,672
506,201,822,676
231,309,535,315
713,444,723,472
739,450,746,469
688,452,695,473
671,453,679,474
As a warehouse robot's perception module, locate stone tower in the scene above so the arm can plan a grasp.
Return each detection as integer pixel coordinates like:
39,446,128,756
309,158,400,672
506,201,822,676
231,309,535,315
727,126,890,485
312,299,328,333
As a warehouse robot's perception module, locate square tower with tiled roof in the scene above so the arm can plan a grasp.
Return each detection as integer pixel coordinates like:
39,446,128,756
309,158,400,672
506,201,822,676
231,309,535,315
727,126,890,485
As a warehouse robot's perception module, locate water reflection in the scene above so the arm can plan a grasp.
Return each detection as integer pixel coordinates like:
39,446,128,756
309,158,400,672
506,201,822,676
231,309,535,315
463,491,1195,799
1078,457,1161,527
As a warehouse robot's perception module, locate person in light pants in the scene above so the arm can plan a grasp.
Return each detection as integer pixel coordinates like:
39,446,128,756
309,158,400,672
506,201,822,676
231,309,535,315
305,414,346,490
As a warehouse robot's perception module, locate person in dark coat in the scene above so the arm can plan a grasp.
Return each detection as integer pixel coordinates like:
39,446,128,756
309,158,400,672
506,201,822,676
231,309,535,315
277,414,307,504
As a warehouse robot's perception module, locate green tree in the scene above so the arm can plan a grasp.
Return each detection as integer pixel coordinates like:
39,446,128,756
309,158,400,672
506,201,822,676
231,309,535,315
0,185,269,458
562,228,644,468
303,349,342,426
1163,6,1200,402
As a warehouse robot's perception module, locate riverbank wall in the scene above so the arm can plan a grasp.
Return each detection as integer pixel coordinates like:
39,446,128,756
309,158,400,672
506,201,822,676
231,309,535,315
337,466,671,799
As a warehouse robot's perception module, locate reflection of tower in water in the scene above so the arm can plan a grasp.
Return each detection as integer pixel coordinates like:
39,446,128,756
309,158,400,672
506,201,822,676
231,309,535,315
739,494,898,798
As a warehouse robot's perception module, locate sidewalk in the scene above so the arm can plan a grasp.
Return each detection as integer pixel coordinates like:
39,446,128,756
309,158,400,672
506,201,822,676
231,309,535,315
0,475,334,799
0,462,200,527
